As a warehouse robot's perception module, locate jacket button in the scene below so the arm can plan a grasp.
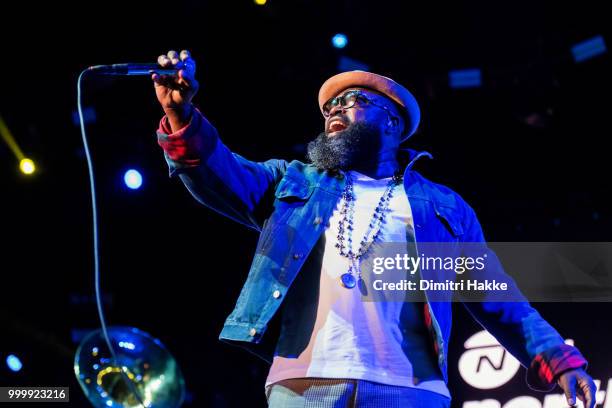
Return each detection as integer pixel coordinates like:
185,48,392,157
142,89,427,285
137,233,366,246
313,216,323,225
249,328,257,337
293,253,302,260
272,290,281,299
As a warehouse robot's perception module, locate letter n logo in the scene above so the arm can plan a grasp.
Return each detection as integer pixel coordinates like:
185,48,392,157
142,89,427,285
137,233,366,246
458,330,521,389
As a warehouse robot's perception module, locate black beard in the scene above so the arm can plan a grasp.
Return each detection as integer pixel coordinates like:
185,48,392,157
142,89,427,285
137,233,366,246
306,122,383,172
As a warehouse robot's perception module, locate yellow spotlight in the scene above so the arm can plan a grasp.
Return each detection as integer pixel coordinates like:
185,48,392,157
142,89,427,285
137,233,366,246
2,115,37,176
19,158,36,175
254,0,267,5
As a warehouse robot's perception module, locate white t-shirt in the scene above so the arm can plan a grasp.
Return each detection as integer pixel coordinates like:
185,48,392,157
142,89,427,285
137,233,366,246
265,171,450,398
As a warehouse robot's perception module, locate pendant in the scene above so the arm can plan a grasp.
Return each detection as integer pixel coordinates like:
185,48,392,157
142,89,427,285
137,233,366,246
358,278,368,296
340,272,357,289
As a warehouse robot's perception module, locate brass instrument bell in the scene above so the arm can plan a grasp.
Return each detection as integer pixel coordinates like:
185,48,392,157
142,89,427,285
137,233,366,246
74,327,185,408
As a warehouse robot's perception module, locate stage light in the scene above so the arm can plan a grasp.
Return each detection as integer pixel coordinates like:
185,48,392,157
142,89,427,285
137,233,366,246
19,158,36,175
1,116,34,176
449,69,482,89
123,169,143,190
572,35,607,63
254,0,267,5
332,33,348,49
118,341,135,350
6,354,22,372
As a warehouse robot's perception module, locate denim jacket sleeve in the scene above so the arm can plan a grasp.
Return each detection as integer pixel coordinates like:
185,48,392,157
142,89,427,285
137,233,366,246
156,108,288,231
458,201,588,392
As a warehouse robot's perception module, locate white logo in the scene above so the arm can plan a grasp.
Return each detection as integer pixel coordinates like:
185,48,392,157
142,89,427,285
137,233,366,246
458,330,521,389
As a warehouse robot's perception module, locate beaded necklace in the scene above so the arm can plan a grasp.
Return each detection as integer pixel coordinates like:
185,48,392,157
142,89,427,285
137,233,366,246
335,170,403,288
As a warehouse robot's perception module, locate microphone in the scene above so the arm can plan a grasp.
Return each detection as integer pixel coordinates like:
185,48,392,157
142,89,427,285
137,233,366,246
87,63,178,76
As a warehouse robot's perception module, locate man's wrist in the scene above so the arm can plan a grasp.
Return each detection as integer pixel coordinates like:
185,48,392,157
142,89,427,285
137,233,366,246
164,104,194,133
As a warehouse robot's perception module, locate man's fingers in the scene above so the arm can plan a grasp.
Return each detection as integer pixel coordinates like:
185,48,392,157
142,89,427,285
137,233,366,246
177,70,189,86
160,51,186,67
152,74,176,89
154,50,198,96
152,72,165,85
580,378,596,408
167,50,182,66
152,73,172,87
563,376,577,406
183,57,196,70
178,68,194,83
177,70,199,93
182,59,196,77
167,50,178,60
179,50,196,72
160,50,196,74
158,54,172,67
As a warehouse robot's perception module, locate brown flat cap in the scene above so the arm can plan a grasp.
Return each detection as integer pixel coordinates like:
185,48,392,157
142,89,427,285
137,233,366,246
318,70,421,140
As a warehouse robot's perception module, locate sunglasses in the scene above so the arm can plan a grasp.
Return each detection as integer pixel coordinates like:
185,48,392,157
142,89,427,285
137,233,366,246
322,90,394,119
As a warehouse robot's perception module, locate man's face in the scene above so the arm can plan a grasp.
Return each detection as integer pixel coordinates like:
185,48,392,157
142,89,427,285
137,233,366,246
306,88,403,171
324,87,398,138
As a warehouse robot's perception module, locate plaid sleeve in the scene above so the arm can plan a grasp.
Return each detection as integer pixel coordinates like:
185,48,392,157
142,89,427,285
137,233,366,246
156,108,218,172
526,343,588,391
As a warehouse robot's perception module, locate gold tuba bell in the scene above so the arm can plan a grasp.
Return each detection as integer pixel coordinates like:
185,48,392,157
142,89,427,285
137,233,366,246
74,327,185,408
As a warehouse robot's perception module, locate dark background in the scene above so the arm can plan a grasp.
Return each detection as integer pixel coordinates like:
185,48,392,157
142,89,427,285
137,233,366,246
1,0,610,406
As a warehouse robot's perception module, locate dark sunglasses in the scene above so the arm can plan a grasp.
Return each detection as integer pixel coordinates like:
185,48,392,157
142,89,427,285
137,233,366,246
322,90,393,118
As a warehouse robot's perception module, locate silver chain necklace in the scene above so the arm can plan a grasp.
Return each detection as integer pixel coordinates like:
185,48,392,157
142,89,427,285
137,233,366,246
335,171,403,288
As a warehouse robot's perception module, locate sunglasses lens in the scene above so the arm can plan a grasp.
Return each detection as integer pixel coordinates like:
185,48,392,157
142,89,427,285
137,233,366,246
343,91,359,108
323,97,338,116
323,91,362,116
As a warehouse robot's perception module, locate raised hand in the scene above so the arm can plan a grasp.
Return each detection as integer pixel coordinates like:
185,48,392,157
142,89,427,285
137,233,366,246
152,49,199,132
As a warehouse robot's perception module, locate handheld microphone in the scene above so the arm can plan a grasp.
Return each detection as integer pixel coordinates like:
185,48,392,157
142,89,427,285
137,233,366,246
87,63,178,76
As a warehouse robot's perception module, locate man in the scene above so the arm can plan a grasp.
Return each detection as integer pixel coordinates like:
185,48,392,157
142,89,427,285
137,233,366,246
153,49,596,407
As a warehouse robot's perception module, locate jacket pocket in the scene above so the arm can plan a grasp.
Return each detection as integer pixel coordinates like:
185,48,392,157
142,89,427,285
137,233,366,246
433,202,464,238
257,177,314,253
274,177,314,201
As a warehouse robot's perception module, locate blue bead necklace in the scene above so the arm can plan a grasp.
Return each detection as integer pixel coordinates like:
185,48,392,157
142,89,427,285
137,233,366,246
335,171,403,289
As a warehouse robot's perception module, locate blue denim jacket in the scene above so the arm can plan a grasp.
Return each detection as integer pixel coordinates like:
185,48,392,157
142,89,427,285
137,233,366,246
156,110,587,391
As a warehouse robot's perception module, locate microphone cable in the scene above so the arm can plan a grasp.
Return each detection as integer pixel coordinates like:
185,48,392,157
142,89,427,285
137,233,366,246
77,69,147,408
